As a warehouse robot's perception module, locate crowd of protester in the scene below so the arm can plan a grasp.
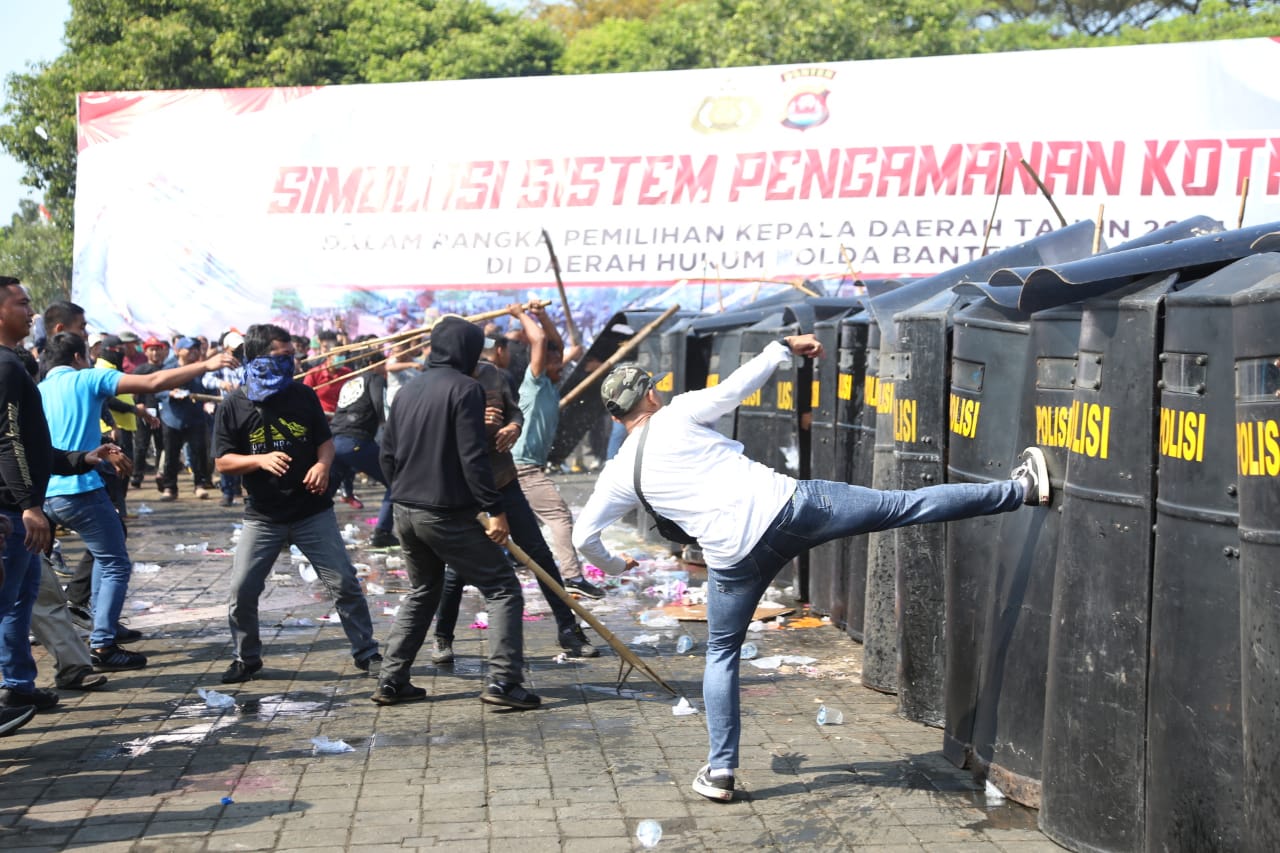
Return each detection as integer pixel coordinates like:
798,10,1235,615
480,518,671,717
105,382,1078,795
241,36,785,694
0,278,607,739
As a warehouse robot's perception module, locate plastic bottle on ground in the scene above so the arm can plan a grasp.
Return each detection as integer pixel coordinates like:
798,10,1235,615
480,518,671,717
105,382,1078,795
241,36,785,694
740,642,758,661
636,819,662,848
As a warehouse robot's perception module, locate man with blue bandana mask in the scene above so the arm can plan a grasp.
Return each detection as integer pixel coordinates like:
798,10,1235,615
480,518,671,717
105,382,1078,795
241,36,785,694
213,323,380,684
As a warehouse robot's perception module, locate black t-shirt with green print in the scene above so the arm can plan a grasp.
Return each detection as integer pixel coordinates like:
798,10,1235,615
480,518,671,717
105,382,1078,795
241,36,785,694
213,382,333,523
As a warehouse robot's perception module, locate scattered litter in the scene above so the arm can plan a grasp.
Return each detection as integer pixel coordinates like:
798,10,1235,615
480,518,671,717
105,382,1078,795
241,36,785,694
631,633,662,646
352,563,371,577
985,780,1006,802
583,564,606,581
747,654,817,670
289,544,304,560
136,504,154,515
636,818,663,848
638,609,679,628
672,697,698,716
320,611,341,623
552,653,569,664
279,617,315,628
133,563,161,574
198,688,238,710
816,704,844,726
470,611,489,629
220,796,234,805
384,556,404,569
740,643,758,660
381,606,399,617
784,617,826,630
388,569,407,579
365,581,386,595
174,542,208,553
522,613,543,622
676,635,695,654
310,736,354,754
129,600,154,612
298,563,318,583
747,621,765,634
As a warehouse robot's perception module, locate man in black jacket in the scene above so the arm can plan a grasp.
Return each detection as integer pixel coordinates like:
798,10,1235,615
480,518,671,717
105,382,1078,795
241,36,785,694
0,277,119,717
377,315,539,710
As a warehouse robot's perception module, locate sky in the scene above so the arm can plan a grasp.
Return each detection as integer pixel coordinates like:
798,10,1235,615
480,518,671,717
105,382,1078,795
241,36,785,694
0,0,71,219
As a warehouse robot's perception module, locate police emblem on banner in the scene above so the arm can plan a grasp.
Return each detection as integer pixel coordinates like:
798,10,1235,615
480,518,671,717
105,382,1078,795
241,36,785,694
780,67,835,131
691,91,760,133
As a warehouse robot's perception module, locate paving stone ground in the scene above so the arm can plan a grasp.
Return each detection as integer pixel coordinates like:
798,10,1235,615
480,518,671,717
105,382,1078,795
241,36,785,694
0,474,1061,852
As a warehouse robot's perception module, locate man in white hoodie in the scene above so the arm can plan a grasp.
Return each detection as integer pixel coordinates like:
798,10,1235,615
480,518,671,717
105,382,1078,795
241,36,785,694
573,334,1049,803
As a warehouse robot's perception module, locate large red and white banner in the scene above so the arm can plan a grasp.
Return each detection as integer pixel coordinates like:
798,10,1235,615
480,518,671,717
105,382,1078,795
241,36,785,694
74,38,1280,336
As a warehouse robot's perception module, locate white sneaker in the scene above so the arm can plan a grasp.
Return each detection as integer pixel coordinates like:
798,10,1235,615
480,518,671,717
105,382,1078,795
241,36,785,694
1012,447,1050,506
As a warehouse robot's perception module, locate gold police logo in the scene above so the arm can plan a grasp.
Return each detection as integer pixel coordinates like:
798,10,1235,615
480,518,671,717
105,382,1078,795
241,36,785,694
781,67,835,131
692,90,761,134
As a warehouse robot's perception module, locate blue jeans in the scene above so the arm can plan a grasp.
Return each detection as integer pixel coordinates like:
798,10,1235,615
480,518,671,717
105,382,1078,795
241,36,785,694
703,478,1023,770
0,510,43,690
228,508,378,666
333,434,393,534
43,489,134,648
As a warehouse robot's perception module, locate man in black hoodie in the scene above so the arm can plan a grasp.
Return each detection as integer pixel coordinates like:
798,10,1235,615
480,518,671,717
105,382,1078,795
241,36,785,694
377,316,539,710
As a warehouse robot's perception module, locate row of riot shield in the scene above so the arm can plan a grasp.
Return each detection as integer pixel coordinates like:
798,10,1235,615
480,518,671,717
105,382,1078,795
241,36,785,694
937,222,1280,853
546,220,1279,853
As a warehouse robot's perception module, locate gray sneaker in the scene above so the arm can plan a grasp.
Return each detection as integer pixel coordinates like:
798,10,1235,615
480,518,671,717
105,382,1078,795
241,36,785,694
431,638,454,665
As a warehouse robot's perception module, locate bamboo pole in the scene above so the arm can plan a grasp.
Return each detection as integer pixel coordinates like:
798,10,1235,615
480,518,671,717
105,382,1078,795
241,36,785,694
1018,157,1069,228
1092,204,1105,254
559,304,681,410
480,514,679,696
294,301,551,382
981,151,1008,257
541,229,582,347
306,301,553,390
1237,176,1251,229
787,278,820,298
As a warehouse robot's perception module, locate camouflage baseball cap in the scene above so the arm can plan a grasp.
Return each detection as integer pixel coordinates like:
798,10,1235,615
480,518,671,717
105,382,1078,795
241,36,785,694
601,364,654,416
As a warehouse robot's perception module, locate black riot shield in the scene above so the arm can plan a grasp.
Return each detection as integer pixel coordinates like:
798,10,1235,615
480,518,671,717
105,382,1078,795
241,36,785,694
737,311,812,591
844,315,877,642
690,310,778,438
1232,274,1280,853
1038,273,1180,853
861,220,1098,697
549,314,636,466
892,288,980,726
1145,257,1280,852
971,303,1082,807
809,304,865,622
861,318,904,694
941,296,1033,768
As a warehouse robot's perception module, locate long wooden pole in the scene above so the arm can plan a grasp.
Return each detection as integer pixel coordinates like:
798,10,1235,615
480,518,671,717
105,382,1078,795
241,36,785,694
1237,176,1251,229
559,305,681,410
1018,157,1069,228
981,151,1008,257
480,514,679,696
306,301,552,390
1092,204,1105,254
541,230,582,348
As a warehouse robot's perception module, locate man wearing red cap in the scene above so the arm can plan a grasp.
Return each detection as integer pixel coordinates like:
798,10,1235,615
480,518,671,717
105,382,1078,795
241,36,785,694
130,338,169,491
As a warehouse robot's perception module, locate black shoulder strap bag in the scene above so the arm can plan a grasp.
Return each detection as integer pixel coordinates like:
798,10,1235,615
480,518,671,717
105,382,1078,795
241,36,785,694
633,422,698,545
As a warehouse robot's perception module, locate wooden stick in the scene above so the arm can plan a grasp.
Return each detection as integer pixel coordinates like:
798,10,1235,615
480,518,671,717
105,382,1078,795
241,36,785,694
787,278,820,298
981,151,1008,257
839,243,860,287
541,230,581,347
1237,175,1251,229
480,514,679,696
306,301,552,389
1018,157,1068,228
293,301,551,381
1092,204,1105,254
559,304,681,410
